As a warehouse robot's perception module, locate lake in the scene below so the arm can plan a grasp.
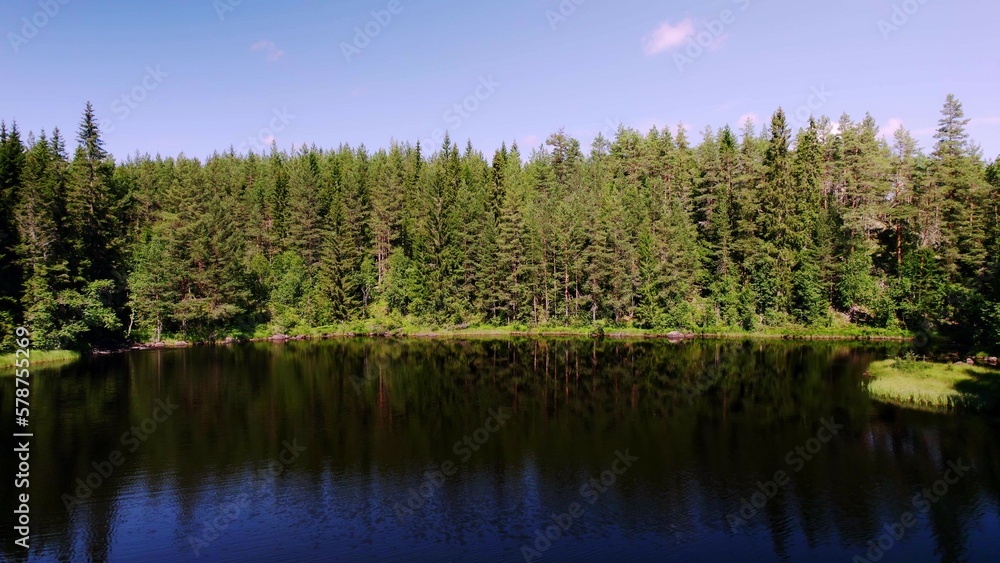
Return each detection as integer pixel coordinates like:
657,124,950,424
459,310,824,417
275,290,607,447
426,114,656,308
1,338,998,562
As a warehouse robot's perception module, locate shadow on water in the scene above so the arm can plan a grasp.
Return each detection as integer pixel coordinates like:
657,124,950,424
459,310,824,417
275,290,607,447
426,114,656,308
953,367,1000,414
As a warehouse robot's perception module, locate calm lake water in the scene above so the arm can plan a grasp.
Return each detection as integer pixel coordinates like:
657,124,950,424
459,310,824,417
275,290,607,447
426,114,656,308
1,338,998,562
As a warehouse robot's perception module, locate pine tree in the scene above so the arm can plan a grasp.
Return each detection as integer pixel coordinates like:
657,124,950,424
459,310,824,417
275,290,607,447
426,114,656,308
64,103,120,284
0,122,26,343
14,132,65,347
754,108,797,321
125,230,178,342
4,99,1000,348
791,119,830,325
285,150,328,270
931,94,987,282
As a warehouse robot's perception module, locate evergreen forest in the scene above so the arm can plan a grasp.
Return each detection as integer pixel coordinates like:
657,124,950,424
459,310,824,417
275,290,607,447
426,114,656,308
1,95,998,351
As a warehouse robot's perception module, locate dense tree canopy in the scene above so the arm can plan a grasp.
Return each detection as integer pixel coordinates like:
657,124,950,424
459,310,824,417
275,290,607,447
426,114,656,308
1,96,998,350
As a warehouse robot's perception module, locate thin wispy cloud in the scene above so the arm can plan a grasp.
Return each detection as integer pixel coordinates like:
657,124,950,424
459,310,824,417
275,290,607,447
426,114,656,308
707,33,730,52
643,19,695,55
251,39,285,62
737,112,759,127
879,117,904,141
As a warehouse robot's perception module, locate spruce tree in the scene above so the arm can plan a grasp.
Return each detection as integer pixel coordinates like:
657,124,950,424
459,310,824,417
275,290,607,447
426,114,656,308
0,122,26,343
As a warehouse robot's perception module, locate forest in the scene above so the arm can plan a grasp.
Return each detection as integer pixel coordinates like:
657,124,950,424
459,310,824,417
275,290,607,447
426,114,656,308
0,95,998,351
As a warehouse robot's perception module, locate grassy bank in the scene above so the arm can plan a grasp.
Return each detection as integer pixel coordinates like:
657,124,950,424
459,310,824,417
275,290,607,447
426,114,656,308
0,349,80,374
144,321,912,345
296,323,910,341
866,358,1000,413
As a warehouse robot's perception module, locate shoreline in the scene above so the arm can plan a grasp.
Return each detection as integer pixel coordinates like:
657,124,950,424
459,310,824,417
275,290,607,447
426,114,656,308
0,350,81,374
121,328,914,351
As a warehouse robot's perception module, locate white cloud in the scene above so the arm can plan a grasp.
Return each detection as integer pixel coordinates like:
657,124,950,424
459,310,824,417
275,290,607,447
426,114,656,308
737,112,759,127
643,19,695,55
251,39,285,62
707,33,730,52
879,117,903,141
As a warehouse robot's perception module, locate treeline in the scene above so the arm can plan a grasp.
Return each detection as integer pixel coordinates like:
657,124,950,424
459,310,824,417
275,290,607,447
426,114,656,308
1,96,999,349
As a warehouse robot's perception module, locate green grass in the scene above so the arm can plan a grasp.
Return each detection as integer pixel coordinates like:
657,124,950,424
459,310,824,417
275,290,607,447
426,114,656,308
222,321,911,342
138,315,915,344
0,349,80,375
866,358,1000,413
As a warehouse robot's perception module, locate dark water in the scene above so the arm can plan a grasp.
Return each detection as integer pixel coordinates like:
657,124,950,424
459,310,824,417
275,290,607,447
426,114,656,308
1,338,998,562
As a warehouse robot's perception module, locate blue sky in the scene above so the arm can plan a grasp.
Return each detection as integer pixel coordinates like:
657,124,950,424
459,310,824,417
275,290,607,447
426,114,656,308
1,0,998,160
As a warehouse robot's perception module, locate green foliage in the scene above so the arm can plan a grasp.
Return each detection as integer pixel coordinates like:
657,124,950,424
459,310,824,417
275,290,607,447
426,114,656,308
0,349,79,373
867,358,1000,413
836,244,879,316
0,98,998,350
792,258,828,326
